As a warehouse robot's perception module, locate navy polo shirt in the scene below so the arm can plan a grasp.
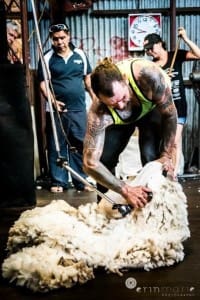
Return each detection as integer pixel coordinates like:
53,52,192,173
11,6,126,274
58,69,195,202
38,47,92,111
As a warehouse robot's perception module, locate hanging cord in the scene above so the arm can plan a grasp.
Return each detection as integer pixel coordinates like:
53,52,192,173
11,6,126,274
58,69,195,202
30,0,137,218
28,0,48,43
28,0,52,56
30,0,76,153
30,0,61,157
168,37,181,76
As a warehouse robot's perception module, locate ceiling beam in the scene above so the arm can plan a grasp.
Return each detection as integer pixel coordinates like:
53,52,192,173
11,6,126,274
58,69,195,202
90,7,200,17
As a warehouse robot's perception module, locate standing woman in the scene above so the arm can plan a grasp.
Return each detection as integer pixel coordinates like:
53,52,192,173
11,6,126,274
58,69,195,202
143,27,200,177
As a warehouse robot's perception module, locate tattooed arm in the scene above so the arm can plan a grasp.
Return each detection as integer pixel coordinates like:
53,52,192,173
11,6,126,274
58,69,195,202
83,102,152,208
137,62,177,174
155,85,177,163
83,102,124,193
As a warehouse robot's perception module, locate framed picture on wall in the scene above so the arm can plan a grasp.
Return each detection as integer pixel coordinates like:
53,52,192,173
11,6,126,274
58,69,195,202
128,13,162,51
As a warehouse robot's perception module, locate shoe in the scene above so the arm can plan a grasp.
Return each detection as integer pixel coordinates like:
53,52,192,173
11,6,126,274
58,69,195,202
76,185,93,193
50,186,64,193
84,185,94,192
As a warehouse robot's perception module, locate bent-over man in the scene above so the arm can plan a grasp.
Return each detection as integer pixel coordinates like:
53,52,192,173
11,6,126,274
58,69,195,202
83,57,177,209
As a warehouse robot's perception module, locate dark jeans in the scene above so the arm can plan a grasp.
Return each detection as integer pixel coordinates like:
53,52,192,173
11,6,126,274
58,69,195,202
97,122,136,200
137,107,162,165
46,110,87,190
97,108,163,200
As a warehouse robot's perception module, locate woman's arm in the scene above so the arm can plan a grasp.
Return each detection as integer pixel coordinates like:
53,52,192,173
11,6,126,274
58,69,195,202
178,27,200,59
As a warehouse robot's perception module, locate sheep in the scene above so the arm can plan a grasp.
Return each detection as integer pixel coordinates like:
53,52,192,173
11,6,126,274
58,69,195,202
1,162,190,292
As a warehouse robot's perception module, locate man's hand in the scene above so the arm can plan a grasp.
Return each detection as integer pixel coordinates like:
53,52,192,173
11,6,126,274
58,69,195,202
121,184,153,209
53,100,67,112
156,156,176,180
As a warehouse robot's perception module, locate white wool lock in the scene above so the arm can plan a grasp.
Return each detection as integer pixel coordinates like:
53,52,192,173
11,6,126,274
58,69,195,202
130,161,165,190
2,161,190,292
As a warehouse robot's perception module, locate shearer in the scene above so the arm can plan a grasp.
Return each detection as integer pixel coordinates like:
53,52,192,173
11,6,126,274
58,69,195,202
83,57,177,209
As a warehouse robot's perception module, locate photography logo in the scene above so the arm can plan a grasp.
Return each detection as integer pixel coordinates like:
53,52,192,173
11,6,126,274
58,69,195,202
125,277,196,297
125,277,137,289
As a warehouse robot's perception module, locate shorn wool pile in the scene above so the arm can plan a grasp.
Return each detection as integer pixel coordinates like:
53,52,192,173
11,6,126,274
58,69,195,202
2,162,190,292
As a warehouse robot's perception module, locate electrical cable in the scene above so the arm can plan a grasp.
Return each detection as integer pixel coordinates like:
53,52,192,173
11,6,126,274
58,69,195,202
168,37,181,76
30,0,135,217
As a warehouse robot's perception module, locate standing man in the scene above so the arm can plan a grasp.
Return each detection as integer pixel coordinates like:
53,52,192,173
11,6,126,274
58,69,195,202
38,23,94,193
143,27,200,176
83,57,177,208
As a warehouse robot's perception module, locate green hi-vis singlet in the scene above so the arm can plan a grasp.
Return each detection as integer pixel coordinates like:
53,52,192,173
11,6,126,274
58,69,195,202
107,58,155,125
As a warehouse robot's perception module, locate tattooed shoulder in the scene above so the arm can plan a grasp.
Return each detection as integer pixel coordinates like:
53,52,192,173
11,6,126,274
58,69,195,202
84,110,113,149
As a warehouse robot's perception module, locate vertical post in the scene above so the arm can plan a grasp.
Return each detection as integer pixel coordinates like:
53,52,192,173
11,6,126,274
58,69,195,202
20,0,32,102
0,0,8,63
170,0,176,51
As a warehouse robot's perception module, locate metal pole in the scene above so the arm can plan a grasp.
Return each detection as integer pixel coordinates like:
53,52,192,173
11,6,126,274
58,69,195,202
30,0,133,217
59,158,133,217
30,0,60,154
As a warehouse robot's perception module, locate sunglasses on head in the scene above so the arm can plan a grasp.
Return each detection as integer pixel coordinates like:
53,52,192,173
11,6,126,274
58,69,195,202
49,24,69,33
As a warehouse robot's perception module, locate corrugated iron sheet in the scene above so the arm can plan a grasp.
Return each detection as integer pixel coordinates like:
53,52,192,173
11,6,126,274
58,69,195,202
28,0,200,166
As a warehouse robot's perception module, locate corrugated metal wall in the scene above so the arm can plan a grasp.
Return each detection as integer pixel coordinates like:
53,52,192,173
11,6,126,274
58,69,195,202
29,0,200,168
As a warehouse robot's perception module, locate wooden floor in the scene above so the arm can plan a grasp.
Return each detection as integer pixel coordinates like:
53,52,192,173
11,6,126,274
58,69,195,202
0,176,200,300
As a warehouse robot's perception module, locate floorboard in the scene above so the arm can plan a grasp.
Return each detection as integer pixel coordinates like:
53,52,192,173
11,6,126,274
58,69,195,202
0,177,200,300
